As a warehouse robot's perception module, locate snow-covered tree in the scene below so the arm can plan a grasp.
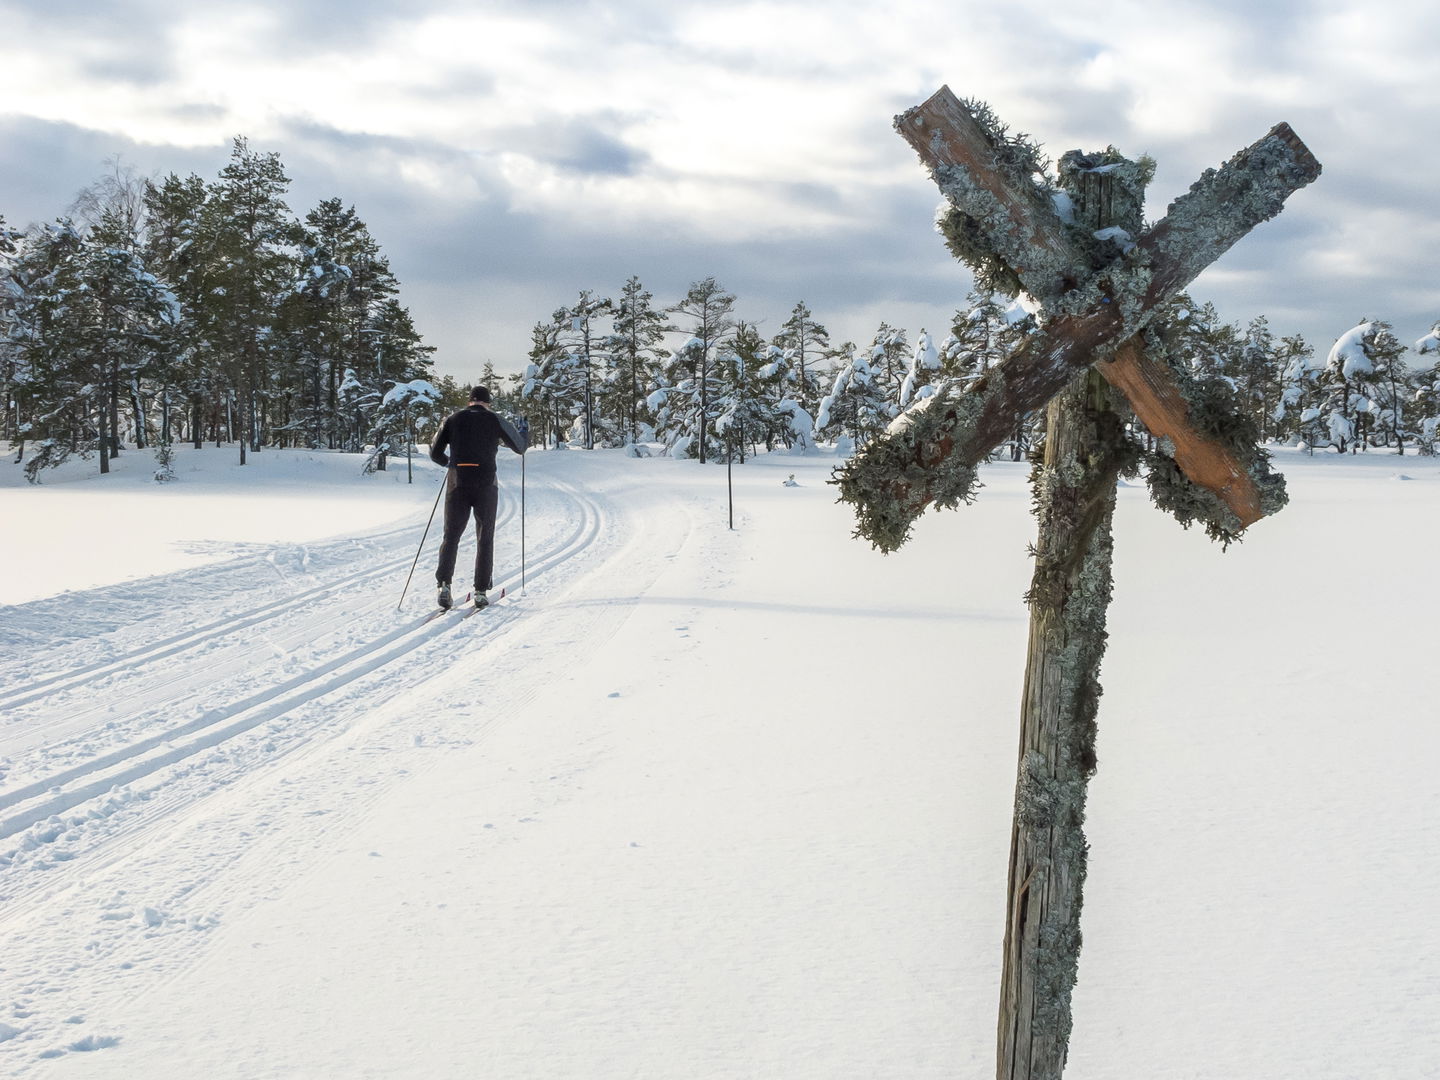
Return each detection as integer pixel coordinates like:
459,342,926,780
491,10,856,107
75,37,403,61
7,144,430,464
747,340,817,452
771,301,830,413
939,290,1025,381
899,329,941,408
364,377,440,476
712,322,784,462
0,213,21,449
653,337,714,460
864,322,909,409
81,206,180,470
5,221,92,477
202,137,297,462
1271,333,1325,449
142,171,211,450
1411,323,1440,453
280,197,400,450
6,211,176,481
1321,320,1409,453
521,312,583,448
559,289,612,449
815,341,890,453
359,299,434,470
667,277,736,463
605,275,670,447
930,291,1040,459
1235,315,1285,443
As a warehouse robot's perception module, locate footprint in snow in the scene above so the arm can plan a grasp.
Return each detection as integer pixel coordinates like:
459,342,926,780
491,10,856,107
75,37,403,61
69,1035,120,1052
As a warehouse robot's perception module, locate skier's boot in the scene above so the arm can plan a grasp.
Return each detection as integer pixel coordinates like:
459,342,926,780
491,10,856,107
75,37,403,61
474,589,489,610
437,582,453,610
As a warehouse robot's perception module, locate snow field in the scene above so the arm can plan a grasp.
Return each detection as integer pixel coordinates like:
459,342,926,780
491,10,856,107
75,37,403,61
0,446,442,606
1,444,1437,1077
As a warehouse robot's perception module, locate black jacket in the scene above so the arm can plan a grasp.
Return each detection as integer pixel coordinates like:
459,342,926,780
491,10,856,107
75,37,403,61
429,406,526,484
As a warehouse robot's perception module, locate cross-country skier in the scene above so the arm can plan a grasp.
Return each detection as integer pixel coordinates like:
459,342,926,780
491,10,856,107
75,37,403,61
429,386,527,609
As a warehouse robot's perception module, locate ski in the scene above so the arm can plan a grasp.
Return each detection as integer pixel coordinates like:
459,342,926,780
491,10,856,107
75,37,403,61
424,591,471,622
422,586,510,624
465,586,505,615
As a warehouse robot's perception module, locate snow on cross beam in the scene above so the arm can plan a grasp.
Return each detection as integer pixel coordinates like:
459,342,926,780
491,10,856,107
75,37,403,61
839,88,1321,551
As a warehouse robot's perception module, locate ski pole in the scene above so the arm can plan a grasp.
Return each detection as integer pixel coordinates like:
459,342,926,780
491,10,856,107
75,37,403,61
398,476,445,610
521,437,527,595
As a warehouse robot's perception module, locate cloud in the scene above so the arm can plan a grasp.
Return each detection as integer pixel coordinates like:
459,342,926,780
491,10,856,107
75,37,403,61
3,0,1439,374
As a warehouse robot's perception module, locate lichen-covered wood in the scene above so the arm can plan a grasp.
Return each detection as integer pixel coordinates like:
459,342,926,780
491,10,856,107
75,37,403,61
895,88,1074,305
842,89,1322,1080
1099,340,1270,530
996,157,1142,1080
836,92,1320,551
998,367,1131,1080
1130,328,1290,544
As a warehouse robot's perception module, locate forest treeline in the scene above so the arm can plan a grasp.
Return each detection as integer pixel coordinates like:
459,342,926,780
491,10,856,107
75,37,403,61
7,143,1440,484
0,140,442,482
515,279,1440,463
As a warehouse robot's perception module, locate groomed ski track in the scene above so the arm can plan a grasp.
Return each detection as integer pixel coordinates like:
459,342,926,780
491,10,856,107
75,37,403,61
0,451,697,1067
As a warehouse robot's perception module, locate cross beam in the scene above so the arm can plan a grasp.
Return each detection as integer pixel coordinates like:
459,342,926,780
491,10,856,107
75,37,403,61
839,88,1320,550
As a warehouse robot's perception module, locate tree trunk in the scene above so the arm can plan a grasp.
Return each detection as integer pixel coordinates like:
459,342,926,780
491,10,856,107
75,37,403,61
131,381,147,450
699,350,709,465
109,359,121,460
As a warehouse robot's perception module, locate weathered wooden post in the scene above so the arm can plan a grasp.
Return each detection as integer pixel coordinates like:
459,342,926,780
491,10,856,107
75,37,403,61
834,88,1321,1080
996,151,1144,1080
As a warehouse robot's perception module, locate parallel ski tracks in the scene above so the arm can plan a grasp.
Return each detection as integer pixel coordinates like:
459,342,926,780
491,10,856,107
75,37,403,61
0,480,604,895
0,504,516,716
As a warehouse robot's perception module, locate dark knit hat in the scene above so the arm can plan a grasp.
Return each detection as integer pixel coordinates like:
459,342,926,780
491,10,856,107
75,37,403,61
469,386,492,403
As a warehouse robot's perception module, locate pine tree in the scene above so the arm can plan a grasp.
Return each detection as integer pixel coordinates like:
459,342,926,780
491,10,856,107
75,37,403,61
7,221,93,478
942,290,1012,378
1409,323,1440,453
143,172,212,449
561,289,612,449
203,137,296,463
1,214,24,450
285,198,400,450
10,147,428,466
712,321,781,462
899,329,941,409
1236,315,1284,442
772,301,830,413
360,299,435,469
605,275,669,446
864,322,909,409
747,339,814,450
1271,333,1323,448
933,291,1041,459
1360,320,1411,452
815,341,889,452
1322,320,1409,453
79,206,178,471
668,277,736,463
521,312,583,447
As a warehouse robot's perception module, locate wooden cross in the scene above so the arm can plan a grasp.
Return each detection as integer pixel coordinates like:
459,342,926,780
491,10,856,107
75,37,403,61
838,88,1320,1080
838,86,1320,553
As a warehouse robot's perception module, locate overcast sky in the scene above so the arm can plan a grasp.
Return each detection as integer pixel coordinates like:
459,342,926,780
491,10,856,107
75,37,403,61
3,0,1437,382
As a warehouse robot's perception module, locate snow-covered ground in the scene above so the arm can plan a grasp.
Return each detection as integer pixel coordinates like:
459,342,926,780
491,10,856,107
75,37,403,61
1,442,1437,1079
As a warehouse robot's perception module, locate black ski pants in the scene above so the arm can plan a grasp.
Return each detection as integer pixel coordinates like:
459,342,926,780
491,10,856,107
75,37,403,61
436,471,500,590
